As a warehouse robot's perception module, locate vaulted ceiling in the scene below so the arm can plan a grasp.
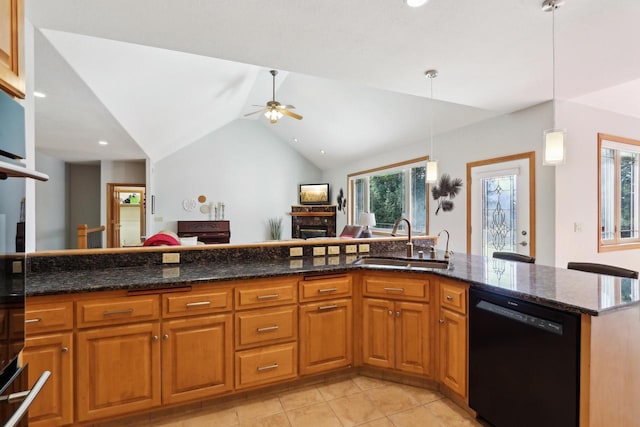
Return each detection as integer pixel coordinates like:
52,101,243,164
28,0,640,170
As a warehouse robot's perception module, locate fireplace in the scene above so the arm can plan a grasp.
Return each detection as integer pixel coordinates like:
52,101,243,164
300,225,328,239
290,205,336,239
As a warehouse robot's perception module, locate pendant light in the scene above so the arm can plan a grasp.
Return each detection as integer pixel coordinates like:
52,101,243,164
542,0,566,165
425,69,438,183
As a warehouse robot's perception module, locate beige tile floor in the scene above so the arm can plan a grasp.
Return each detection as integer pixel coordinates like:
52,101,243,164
98,376,484,427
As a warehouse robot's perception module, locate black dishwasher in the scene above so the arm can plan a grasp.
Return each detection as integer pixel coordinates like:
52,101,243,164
469,288,580,427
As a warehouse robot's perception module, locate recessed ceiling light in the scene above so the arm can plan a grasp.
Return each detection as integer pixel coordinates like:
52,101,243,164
293,138,298,143
33,91,47,98
320,150,326,155
98,140,109,146
404,0,428,7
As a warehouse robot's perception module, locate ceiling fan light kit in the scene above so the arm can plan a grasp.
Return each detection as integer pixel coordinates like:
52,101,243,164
244,69,303,124
404,0,429,7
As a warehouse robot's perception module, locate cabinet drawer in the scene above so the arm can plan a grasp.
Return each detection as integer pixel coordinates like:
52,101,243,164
76,295,160,328
25,301,74,334
235,278,298,310
363,275,430,301
299,275,352,302
235,306,297,349
439,280,467,315
235,342,297,389
163,287,232,318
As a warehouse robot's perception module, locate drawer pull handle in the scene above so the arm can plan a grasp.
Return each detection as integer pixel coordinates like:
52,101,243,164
446,295,454,301
383,287,405,293
103,308,134,316
318,304,338,311
185,301,211,308
318,287,338,293
257,325,279,333
25,318,41,324
439,319,445,324
257,363,279,372
256,294,279,300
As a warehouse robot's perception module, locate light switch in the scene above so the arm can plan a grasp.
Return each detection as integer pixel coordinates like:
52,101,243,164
346,245,357,254
328,246,340,255
359,244,370,253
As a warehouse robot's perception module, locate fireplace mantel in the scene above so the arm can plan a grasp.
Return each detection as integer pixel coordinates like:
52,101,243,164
290,205,337,239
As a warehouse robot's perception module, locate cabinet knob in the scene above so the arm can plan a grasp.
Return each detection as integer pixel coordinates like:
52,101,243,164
61,347,69,353
446,295,453,301
388,310,393,316
152,335,159,341
396,311,400,317
439,319,445,324
163,334,169,340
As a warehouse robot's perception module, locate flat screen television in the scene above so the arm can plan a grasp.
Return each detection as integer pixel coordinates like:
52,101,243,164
299,183,330,205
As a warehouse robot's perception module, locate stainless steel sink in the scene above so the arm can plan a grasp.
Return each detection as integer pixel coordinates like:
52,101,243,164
352,257,449,270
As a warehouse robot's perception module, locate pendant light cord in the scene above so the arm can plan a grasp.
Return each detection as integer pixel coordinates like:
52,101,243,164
430,76,434,160
552,3,556,128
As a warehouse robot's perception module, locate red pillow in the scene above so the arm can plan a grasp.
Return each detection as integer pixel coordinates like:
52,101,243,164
143,232,180,247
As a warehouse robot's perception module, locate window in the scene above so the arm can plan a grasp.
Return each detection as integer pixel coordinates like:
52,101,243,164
599,133,640,251
348,157,428,234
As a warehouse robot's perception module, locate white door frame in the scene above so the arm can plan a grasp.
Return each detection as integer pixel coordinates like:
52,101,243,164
466,152,536,257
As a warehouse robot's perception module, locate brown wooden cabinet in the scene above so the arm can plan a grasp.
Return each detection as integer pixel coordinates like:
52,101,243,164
23,299,74,427
161,314,233,404
362,298,430,375
298,274,353,376
76,321,161,422
234,278,298,390
299,299,352,375
0,0,24,98
437,278,468,398
362,273,431,376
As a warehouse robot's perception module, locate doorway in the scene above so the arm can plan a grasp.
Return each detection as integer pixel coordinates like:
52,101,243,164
106,183,146,248
466,152,535,258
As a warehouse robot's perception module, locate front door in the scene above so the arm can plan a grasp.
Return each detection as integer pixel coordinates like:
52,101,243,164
467,152,535,258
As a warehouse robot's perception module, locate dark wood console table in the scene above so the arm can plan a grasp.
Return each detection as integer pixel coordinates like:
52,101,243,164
177,220,230,244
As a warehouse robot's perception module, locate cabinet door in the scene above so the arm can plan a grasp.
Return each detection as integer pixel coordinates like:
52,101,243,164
395,301,430,376
0,0,24,98
439,308,467,398
23,332,73,427
362,298,394,369
162,314,233,405
76,322,161,422
299,299,352,375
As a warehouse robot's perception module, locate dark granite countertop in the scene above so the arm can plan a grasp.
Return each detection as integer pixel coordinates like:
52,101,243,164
26,251,639,316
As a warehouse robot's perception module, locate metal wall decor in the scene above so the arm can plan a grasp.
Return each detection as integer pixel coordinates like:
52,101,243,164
431,173,463,215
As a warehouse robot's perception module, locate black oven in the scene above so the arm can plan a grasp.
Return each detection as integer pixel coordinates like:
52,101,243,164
1,89,51,425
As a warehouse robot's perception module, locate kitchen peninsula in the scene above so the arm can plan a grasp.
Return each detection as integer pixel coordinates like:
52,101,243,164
24,237,640,426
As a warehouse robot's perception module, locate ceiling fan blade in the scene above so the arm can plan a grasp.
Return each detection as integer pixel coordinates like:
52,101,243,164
280,109,303,120
279,105,296,110
251,104,266,107
244,109,266,117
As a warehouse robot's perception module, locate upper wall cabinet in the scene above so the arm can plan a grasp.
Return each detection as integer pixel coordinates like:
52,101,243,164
0,0,24,99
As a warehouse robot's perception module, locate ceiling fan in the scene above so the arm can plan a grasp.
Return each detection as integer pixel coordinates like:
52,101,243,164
244,70,303,124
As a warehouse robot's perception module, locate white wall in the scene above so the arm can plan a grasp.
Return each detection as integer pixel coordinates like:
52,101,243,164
323,102,556,266
35,152,66,250
555,101,640,270
152,119,321,243
68,163,100,248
